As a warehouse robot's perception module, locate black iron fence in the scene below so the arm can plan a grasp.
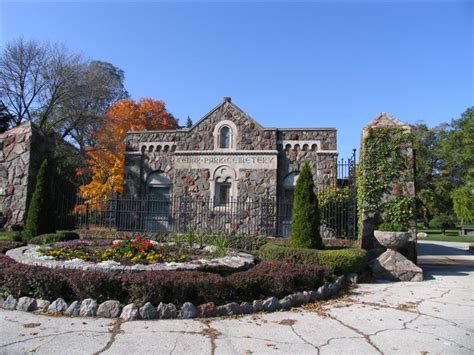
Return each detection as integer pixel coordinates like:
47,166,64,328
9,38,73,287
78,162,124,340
56,152,358,239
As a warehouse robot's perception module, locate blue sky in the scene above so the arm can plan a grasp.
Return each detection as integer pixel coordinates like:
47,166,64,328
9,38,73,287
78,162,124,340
1,0,472,158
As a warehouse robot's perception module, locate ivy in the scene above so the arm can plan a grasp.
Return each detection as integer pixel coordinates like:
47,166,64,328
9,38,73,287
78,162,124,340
383,195,413,226
357,127,414,238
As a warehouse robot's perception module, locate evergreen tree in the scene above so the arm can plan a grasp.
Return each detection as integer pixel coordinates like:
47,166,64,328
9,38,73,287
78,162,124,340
290,162,322,249
0,101,13,133
185,116,193,128
23,159,56,241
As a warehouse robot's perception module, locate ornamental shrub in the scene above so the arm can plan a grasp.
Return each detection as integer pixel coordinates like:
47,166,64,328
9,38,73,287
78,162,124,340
23,160,56,241
0,249,330,305
290,162,322,249
259,242,367,275
0,241,24,254
378,222,407,232
28,231,79,245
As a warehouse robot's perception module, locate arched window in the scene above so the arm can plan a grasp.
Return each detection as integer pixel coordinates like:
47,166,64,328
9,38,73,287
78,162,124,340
211,165,237,207
219,126,231,149
213,120,238,150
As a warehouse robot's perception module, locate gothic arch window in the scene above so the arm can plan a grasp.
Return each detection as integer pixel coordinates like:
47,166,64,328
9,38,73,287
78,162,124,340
213,120,238,150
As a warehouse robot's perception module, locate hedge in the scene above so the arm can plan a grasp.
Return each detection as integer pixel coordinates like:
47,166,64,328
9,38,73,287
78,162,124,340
28,232,80,245
0,242,330,305
259,243,367,275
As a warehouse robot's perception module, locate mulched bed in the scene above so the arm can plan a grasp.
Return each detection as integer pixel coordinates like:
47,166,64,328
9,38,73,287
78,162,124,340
0,241,331,306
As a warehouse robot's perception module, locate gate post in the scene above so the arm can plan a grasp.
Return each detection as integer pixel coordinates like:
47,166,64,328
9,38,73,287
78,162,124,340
358,113,416,261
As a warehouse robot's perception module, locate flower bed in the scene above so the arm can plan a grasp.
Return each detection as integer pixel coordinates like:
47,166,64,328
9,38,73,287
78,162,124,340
0,241,360,321
39,237,189,265
0,248,330,306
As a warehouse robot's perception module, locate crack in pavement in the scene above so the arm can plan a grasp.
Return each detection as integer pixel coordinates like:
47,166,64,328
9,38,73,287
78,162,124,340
168,336,179,355
198,319,221,355
326,290,474,353
0,330,108,349
93,318,123,355
318,335,365,351
326,313,384,354
338,299,462,328
289,324,320,354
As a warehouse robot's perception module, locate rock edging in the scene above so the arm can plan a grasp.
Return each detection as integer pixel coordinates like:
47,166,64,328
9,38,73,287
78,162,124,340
6,246,254,273
0,273,359,320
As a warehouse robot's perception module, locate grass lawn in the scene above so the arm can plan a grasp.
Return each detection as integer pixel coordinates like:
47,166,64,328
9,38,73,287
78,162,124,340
417,224,474,243
0,231,19,241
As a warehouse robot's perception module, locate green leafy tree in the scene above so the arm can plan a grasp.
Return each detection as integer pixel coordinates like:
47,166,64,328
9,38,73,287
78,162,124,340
412,108,473,227
429,213,456,235
437,108,474,190
290,162,322,249
451,186,474,225
23,159,56,241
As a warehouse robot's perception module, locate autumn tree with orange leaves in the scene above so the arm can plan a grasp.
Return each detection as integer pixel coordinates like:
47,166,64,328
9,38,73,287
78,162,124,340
79,98,178,200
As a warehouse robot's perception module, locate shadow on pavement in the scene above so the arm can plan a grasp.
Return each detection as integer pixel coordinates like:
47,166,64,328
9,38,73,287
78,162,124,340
417,242,469,256
421,264,474,280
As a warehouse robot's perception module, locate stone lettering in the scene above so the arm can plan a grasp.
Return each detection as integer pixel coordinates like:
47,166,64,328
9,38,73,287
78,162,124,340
173,154,277,170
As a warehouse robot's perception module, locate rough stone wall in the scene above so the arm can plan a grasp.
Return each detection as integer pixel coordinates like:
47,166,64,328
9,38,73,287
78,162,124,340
358,113,416,259
122,98,338,235
276,129,337,151
125,100,276,152
0,123,52,229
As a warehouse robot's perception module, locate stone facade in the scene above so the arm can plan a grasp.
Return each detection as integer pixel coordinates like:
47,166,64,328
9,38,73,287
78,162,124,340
124,97,337,203
0,123,53,229
358,113,417,262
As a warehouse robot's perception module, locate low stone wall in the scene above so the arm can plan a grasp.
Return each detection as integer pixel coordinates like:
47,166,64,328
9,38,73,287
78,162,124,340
0,274,356,320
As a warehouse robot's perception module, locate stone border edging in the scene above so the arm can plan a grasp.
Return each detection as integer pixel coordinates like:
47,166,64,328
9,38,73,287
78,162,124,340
0,274,359,320
6,246,255,273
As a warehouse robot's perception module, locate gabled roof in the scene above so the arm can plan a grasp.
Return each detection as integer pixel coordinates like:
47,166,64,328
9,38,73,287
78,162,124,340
365,112,408,129
188,97,265,131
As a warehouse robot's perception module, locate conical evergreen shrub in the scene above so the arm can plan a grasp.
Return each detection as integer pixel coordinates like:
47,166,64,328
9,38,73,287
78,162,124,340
23,159,56,241
290,162,322,249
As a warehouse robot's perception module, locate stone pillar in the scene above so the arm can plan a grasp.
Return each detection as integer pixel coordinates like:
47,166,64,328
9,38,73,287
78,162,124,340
358,113,416,262
0,122,53,230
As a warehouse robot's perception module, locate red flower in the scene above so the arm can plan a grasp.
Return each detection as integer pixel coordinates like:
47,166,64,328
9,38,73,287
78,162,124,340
136,236,142,242
139,246,145,253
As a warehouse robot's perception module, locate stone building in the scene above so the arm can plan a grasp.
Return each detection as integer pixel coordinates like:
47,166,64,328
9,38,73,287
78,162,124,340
0,123,53,230
123,98,338,235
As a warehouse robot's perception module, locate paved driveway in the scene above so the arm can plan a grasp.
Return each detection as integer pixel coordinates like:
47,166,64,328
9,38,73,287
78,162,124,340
417,240,473,265
1,262,473,355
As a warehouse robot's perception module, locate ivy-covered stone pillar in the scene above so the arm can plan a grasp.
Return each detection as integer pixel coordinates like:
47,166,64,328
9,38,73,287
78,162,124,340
357,113,416,260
